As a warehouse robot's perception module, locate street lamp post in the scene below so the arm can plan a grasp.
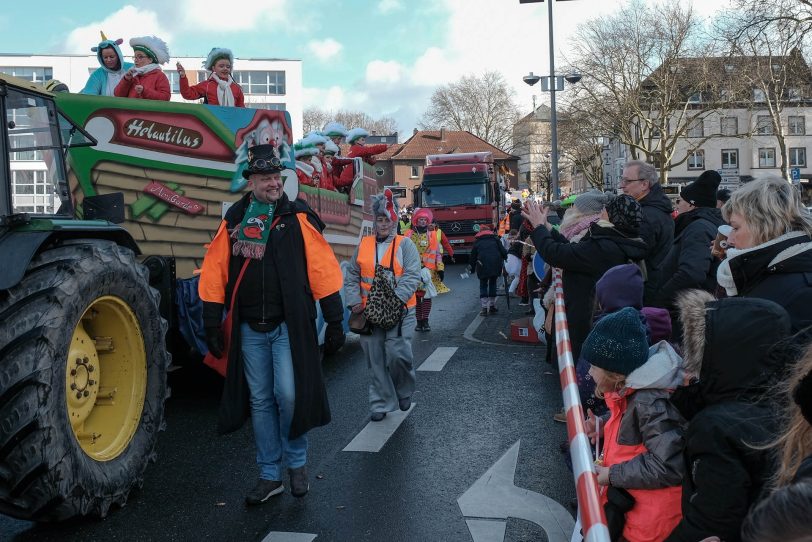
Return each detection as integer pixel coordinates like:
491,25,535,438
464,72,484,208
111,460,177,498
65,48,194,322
520,0,578,200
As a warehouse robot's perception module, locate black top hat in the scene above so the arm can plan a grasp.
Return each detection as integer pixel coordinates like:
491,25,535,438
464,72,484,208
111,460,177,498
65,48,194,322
242,144,284,180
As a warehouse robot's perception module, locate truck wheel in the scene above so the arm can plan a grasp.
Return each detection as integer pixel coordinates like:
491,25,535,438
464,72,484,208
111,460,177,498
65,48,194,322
0,239,169,521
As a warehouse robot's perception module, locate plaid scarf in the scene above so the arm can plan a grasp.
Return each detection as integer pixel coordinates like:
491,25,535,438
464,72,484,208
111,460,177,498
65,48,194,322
231,196,275,260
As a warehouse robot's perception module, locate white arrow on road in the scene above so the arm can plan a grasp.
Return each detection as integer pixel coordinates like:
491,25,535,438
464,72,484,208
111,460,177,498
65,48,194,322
458,440,575,542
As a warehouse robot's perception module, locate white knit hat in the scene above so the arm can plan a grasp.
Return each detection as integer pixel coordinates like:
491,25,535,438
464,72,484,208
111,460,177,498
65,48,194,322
130,36,170,64
203,47,234,70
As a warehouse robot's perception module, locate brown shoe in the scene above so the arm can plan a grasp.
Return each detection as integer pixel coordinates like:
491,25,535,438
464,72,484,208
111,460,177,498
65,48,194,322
553,409,567,423
288,466,309,498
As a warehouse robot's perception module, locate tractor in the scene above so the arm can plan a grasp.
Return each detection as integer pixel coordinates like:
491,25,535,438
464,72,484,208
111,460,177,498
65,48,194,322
0,74,169,520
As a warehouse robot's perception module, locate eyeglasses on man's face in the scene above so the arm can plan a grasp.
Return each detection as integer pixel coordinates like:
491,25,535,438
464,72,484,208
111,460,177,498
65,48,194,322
619,178,645,186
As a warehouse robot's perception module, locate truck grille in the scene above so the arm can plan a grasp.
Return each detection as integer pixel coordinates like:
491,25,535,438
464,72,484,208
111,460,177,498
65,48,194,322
436,220,479,235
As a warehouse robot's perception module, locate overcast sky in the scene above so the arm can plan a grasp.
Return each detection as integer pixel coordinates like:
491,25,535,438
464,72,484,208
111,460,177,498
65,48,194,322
0,0,734,138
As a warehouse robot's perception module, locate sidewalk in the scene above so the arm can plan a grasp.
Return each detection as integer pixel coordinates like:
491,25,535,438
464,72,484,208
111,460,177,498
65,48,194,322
469,289,547,348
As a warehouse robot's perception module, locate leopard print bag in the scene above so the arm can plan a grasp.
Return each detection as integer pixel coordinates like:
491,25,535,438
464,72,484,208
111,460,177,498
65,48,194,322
364,241,405,330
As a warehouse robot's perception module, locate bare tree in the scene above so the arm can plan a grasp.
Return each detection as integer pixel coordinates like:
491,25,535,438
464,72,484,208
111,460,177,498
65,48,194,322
558,105,606,191
565,0,729,183
303,107,399,137
420,71,521,152
722,2,812,180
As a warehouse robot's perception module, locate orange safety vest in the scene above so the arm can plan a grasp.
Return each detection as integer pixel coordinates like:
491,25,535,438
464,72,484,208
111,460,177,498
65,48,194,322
497,214,510,236
404,229,440,270
357,235,417,308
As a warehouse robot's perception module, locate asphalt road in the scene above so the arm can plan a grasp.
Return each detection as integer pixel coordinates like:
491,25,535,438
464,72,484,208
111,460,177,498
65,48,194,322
0,264,575,542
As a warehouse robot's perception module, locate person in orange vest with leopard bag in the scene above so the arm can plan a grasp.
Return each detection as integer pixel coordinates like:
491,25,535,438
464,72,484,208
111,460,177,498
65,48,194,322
344,190,422,421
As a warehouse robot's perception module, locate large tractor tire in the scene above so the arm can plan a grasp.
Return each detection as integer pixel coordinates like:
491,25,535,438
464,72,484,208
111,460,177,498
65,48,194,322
0,239,169,521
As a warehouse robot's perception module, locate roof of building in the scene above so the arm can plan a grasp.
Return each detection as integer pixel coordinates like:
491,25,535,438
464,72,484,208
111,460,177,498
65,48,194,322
385,130,518,161
517,104,552,123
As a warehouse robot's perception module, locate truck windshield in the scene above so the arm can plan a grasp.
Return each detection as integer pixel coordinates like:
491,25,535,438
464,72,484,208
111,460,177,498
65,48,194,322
423,183,488,207
6,88,73,216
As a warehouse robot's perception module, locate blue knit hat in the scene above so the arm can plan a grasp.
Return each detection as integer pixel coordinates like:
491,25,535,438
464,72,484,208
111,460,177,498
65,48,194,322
581,307,649,375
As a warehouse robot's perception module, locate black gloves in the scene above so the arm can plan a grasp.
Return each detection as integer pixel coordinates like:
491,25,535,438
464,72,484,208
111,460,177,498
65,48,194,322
205,327,225,358
323,322,346,355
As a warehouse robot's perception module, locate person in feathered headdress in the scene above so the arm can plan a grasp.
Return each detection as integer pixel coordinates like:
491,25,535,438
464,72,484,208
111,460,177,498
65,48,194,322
293,141,320,188
321,121,348,146
115,35,171,101
176,47,245,107
343,189,421,422
81,31,134,96
336,128,389,191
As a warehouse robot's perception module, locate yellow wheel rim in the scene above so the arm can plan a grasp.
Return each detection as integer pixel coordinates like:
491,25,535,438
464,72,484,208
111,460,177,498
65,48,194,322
66,296,147,461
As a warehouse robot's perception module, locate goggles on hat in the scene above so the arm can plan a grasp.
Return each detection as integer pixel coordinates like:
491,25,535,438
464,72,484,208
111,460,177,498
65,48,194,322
251,157,282,170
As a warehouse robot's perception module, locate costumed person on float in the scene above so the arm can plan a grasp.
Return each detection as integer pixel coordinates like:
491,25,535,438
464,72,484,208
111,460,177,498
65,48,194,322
344,189,421,422
177,47,245,107
198,144,345,504
302,132,332,190
293,141,319,188
114,35,171,101
81,31,133,96
322,121,348,146
323,140,347,191
404,208,444,331
336,128,389,193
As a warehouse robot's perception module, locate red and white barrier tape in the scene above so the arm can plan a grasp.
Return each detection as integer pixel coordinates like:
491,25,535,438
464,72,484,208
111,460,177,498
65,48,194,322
552,268,610,542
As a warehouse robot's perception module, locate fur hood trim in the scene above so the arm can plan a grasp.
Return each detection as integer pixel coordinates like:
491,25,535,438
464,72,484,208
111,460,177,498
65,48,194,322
675,289,715,376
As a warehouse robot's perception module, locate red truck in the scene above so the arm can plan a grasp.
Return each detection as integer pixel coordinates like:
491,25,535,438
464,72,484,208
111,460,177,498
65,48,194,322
413,152,504,254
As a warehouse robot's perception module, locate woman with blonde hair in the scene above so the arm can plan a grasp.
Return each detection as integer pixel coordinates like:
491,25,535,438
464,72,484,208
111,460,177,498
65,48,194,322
716,175,812,331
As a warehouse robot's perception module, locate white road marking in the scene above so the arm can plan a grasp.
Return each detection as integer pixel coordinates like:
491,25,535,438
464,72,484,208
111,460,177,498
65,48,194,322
342,403,416,452
261,532,317,542
466,519,507,542
458,440,575,542
418,346,458,372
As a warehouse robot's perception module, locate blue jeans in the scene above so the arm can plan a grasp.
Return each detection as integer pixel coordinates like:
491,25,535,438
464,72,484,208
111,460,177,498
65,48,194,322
479,276,497,298
241,322,307,480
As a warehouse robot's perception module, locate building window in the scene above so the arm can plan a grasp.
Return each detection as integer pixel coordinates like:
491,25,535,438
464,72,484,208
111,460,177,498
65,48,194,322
758,147,776,168
788,116,806,135
720,88,732,102
787,88,803,101
753,88,766,102
790,147,807,167
164,70,181,93
410,165,419,178
756,115,773,135
0,66,53,82
11,169,53,214
233,71,286,95
721,117,738,136
688,92,702,104
721,149,738,169
687,118,704,138
245,103,286,110
724,64,734,74
375,168,385,177
687,150,704,170
652,152,664,169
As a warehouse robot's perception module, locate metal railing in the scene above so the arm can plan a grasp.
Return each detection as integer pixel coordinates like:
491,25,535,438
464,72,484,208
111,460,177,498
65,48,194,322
552,268,610,542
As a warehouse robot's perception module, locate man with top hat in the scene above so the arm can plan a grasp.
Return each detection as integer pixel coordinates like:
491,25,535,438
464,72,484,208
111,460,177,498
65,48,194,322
198,144,346,505
115,35,171,101
177,47,245,107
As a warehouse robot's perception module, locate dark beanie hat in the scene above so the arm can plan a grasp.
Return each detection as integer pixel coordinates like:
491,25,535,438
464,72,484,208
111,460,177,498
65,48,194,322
606,194,642,235
716,188,731,204
581,307,649,376
681,171,721,208
596,264,643,313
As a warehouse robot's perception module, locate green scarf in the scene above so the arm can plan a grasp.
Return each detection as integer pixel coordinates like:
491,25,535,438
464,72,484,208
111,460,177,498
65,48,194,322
232,196,275,260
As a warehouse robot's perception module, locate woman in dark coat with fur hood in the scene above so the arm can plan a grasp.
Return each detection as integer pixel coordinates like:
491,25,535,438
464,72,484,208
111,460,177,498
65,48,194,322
665,291,793,542
523,195,647,361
